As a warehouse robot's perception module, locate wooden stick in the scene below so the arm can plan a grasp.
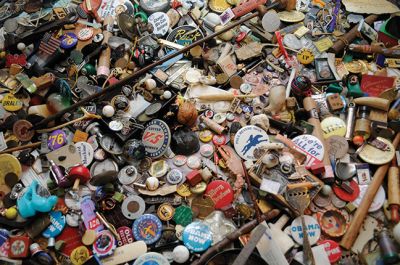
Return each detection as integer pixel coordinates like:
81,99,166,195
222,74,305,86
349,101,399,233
33,1,289,130
36,108,101,133
193,94,258,101
353,97,390,111
191,209,280,265
0,142,41,154
340,132,400,250
329,15,378,54
303,97,334,183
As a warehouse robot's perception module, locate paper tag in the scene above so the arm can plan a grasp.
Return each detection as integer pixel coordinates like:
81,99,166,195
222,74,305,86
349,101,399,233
217,56,237,77
314,37,334,52
294,245,330,265
260,179,281,195
220,8,235,25
356,164,371,185
256,222,290,265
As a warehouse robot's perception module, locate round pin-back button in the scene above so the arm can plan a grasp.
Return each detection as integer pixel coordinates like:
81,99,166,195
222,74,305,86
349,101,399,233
82,229,96,246
173,155,187,167
331,193,346,208
353,185,385,212
200,144,214,157
204,110,214,119
166,169,183,185
290,215,321,245
187,156,201,169
70,246,90,265
133,214,163,245
332,180,360,202
133,252,170,265
177,183,192,198
66,212,80,227
199,130,213,143
148,12,170,36
93,230,116,258
183,221,213,252
78,28,94,41
122,195,146,220
60,33,78,49
234,125,269,161
190,181,207,194
117,226,134,247
292,134,324,166
212,134,226,146
213,113,226,124
109,120,123,132
226,112,235,122
173,205,193,226
118,165,138,185
239,83,253,94
320,117,347,139
205,180,234,209
48,129,67,151
142,119,171,158
74,142,94,167
149,160,169,178
42,211,66,238
319,209,347,238
318,240,342,263
12,120,34,142
2,93,23,112
157,203,175,221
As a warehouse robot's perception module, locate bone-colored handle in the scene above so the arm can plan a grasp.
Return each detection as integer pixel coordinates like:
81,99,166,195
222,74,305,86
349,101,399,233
353,97,390,111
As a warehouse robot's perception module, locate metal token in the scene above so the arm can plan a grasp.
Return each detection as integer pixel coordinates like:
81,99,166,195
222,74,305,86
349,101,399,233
111,95,130,111
331,193,346,209
109,120,124,131
145,102,162,116
4,18,18,33
173,155,187,167
166,169,183,184
157,203,175,221
118,165,138,185
78,27,94,41
187,155,201,169
142,119,171,158
121,195,146,220
139,0,170,13
278,10,305,23
12,120,34,142
313,193,331,208
327,136,349,159
133,214,163,245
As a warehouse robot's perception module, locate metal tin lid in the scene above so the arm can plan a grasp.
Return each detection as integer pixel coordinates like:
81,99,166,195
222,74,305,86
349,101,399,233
183,221,213,252
166,169,183,185
290,215,321,245
133,252,170,265
358,137,395,165
74,142,94,167
92,230,117,258
234,125,269,161
121,195,146,220
319,209,348,238
142,119,171,158
133,214,163,245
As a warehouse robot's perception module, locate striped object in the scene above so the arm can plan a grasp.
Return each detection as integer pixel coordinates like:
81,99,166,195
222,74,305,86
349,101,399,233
39,33,61,55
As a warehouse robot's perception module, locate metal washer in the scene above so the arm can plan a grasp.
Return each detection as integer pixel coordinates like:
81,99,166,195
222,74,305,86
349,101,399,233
121,195,146,220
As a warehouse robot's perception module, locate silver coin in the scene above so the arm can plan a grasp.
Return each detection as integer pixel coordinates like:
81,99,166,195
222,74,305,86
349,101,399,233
331,193,346,209
4,18,18,33
145,102,162,116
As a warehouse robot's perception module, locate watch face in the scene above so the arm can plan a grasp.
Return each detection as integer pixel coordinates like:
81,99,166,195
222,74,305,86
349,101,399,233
100,135,123,154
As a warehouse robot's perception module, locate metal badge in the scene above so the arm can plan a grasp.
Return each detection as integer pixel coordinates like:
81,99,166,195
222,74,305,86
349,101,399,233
121,195,146,220
118,165,138,185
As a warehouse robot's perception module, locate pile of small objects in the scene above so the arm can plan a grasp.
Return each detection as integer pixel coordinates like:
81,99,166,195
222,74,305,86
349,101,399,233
0,0,399,264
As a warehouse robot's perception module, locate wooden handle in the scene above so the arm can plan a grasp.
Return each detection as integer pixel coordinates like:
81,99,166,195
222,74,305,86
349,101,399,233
196,94,257,101
340,132,400,250
73,178,80,191
303,97,334,182
388,164,400,206
353,97,390,111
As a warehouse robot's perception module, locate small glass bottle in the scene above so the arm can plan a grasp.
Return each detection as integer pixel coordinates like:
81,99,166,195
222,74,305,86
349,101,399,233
30,243,55,265
377,228,400,264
